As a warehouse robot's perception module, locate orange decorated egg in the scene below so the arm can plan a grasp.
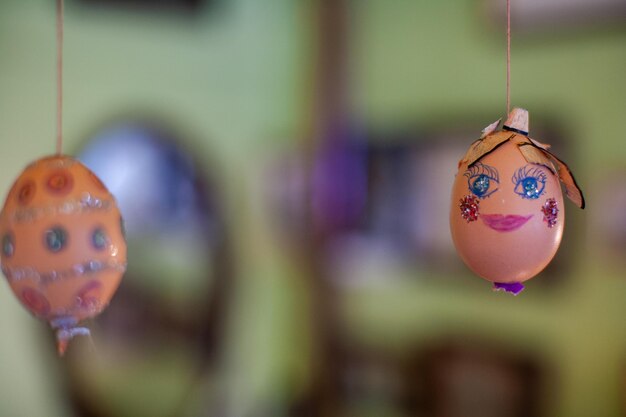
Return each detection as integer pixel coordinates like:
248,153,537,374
0,155,126,354
450,108,584,294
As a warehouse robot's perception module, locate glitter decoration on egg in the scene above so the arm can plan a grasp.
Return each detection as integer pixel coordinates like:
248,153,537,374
449,108,584,294
0,155,127,354
459,195,480,223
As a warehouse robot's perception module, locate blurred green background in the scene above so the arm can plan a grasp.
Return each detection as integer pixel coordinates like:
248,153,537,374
0,1,624,416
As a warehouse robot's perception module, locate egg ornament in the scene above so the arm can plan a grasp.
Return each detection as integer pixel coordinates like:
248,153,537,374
0,155,127,354
450,108,584,294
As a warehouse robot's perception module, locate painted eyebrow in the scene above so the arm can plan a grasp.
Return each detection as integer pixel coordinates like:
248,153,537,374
464,162,499,182
511,164,547,184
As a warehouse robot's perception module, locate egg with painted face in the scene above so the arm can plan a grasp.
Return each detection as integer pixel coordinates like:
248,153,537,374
450,108,584,294
0,155,127,354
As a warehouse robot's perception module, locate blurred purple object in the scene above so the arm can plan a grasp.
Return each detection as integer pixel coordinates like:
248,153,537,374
311,126,368,238
493,282,525,295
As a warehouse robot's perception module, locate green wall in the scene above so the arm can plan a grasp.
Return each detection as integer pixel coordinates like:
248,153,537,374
0,1,624,416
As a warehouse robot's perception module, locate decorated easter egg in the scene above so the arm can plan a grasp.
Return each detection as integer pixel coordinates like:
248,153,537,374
450,108,584,294
0,155,127,354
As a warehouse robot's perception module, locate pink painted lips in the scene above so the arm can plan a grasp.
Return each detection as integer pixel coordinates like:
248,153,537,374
481,214,533,232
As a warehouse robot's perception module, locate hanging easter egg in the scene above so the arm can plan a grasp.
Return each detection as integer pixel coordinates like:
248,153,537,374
450,108,584,294
0,155,127,354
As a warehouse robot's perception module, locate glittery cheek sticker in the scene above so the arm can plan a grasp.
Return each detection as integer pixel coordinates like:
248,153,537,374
460,195,480,222
541,198,558,228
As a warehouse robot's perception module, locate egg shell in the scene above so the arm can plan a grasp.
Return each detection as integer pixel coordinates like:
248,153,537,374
450,135,564,284
0,155,126,324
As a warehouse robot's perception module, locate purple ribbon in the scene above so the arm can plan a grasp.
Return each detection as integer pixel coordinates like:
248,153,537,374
493,281,525,295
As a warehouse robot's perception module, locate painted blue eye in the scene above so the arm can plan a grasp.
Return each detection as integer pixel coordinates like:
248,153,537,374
471,175,491,197
512,165,547,199
465,162,499,199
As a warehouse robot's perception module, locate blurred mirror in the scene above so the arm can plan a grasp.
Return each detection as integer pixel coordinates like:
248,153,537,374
62,121,231,417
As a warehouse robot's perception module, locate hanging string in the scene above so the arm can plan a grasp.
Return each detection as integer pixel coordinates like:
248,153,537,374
56,0,64,155
506,0,511,116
